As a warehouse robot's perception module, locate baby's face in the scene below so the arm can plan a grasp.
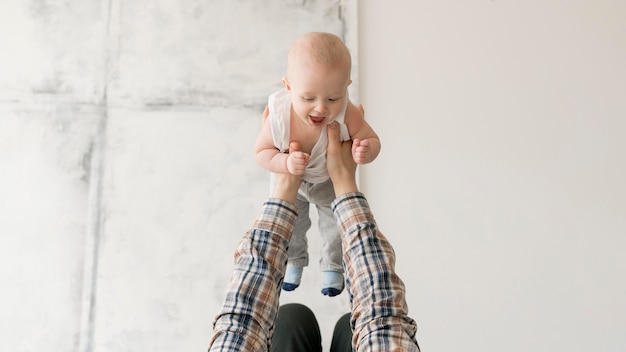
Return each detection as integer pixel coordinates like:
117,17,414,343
284,62,351,129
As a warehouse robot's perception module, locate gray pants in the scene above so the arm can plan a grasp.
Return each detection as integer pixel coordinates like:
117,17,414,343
270,175,343,272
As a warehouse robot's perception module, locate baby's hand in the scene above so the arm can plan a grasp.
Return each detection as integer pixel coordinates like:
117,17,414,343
286,143,310,175
352,138,371,164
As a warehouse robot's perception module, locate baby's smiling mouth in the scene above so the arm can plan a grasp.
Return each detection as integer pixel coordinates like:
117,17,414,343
309,115,326,124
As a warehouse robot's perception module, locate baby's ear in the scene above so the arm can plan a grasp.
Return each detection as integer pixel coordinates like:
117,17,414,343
282,77,291,91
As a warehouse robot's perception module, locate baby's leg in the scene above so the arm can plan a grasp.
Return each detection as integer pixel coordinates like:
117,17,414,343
283,193,311,291
317,203,345,296
311,179,344,296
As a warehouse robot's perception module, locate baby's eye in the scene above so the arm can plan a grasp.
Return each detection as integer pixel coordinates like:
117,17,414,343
302,97,315,101
328,98,337,102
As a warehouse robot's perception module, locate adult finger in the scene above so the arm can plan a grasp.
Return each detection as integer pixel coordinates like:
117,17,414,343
327,122,341,153
289,141,302,153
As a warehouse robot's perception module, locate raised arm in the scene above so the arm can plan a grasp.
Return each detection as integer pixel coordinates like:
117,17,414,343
209,143,303,352
253,106,310,175
326,122,420,352
344,103,381,164
253,106,290,174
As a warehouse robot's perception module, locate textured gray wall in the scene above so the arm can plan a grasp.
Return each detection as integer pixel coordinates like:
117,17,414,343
0,1,357,351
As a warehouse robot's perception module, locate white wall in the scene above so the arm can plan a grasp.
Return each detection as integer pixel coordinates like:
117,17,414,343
359,1,626,351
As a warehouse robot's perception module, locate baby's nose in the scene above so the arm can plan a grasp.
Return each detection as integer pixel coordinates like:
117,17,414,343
314,101,327,112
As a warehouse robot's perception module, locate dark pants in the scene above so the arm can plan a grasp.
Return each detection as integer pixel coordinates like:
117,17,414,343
271,303,352,352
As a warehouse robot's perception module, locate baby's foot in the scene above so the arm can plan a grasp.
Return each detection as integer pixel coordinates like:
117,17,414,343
321,271,344,297
282,265,303,291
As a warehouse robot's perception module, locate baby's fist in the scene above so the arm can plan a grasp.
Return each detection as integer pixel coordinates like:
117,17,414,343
286,142,310,175
352,138,371,164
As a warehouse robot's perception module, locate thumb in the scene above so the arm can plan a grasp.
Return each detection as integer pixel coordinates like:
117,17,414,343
327,121,341,145
326,122,341,155
289,141,302,154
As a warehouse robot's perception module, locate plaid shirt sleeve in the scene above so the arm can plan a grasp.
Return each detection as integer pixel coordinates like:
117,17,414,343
332,192,420,352
209,199,296,352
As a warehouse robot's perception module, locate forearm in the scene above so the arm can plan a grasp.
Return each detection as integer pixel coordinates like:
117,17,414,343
255,149,289,174
332,193,419,351
209,199,297,351
332,176,358,197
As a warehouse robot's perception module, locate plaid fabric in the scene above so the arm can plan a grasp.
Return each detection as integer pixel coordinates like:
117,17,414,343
333,193,420,352
210,193,420,352
209,199,296,352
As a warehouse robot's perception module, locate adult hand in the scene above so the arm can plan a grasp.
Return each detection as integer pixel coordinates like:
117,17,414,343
326,122,358,196
272,142,303,204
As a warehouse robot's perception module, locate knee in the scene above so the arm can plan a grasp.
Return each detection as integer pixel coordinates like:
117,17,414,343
277,303,316,321
330,313,352,352
273,304,322,352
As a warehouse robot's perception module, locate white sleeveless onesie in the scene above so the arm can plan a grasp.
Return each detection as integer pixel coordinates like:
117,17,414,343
268,88,351,184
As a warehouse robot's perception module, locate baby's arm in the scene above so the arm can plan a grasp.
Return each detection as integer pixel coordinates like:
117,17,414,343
254,106,310,175
344,102,381,164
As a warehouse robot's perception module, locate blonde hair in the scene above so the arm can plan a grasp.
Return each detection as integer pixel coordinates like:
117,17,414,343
287,32,351,76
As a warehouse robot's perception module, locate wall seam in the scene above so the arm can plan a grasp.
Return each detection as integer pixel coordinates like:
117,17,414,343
77,0,115,351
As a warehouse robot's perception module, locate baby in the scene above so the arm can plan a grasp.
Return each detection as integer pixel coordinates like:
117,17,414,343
254,32,380,296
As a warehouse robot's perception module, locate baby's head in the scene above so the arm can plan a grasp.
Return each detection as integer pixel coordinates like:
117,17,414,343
286,32,352,80
283,32,352,127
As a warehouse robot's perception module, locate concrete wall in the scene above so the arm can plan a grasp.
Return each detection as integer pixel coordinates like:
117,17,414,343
0,1,357,351
359,1,626,351
5,1,625,351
